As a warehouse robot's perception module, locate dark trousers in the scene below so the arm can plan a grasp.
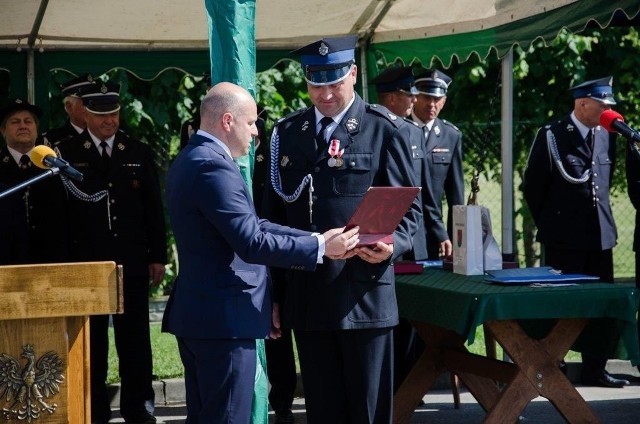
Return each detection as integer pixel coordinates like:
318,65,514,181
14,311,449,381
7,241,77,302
426,232,441,260
177,337,256,424
90,275,154,422
544,245,614,377
635,251,640,364
393,318,424,393
294,327,393,424
265,329,297,413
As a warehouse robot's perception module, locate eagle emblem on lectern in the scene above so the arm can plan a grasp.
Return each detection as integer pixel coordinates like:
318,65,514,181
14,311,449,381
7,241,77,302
0,344,64,422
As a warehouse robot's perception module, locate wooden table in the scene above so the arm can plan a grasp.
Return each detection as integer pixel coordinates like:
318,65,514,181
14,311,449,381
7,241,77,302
393,268,640,424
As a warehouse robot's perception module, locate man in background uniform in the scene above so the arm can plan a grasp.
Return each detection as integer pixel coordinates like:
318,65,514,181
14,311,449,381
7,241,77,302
57,82,167,423
0,98,68,265
262,36,420,424
40,73,95,147
523,76,627,388
624,104,640,374
370,66,453,393
371,66,451,261
411,69,464,259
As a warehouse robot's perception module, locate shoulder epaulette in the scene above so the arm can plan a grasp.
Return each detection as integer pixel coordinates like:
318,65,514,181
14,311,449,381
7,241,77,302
402,117,421,127
275,107,310,126
367,104,401,128
442,119,460,132
117,129,131,139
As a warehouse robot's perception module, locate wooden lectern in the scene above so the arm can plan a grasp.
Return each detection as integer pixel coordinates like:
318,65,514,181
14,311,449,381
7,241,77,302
0,262,123,423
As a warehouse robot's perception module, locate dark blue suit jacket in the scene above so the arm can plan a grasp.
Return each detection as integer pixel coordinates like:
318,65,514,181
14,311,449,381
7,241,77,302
163,133,319,340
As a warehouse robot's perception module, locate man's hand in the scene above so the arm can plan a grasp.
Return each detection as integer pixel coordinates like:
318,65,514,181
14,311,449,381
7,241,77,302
270,303,282,339
323,226,360,259
440,239,453,258
354,241,393,263
149,263,166,287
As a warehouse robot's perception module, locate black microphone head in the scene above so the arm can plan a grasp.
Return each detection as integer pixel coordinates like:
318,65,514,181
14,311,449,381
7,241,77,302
600,110,624,133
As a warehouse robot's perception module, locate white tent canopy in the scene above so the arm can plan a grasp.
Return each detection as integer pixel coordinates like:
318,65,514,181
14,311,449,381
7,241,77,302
2,0,631,51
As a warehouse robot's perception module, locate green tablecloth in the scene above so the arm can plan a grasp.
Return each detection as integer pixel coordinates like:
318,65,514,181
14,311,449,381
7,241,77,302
396,268,640,364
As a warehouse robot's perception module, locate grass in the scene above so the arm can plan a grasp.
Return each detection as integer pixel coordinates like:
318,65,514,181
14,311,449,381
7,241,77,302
106,323,580,384
107,323,183,384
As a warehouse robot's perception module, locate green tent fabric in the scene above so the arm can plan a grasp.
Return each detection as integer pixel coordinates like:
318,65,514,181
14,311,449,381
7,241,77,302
204,1,268,422
206,0,256,195
364,0,640,102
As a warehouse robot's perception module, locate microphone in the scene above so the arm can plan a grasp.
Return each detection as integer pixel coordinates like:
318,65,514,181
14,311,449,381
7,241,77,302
600,110,640,142
30,145,84,181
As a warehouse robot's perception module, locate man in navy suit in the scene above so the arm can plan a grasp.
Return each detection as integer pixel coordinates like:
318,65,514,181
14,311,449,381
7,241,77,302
411,69,465,259
523,76,628,388
162,82,359,424
262,36,420,423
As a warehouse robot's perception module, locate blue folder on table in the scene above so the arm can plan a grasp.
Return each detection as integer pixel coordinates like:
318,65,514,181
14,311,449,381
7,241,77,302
485,266,600,285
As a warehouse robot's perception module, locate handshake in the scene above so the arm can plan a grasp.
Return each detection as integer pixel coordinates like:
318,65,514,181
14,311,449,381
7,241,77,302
322,226,393,263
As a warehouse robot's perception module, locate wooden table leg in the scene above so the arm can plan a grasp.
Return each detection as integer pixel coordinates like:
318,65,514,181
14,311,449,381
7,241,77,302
393,347,440,424
393,321,510,424
485,319,602,424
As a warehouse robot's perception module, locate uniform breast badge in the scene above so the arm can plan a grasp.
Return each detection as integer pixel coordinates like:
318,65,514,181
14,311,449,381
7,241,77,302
345,117,359,132
327,139,345,167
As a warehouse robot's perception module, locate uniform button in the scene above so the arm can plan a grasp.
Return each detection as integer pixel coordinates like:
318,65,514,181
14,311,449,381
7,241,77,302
312,195,318,201
593,173,598,177
310,224,317,231
113,233,118,238
349,161,356,167
314,167,320,173
595,186,599,189
108,182,113,187
371,275,376,280
112,216,117,220
111,199,116,204
592,161,596,165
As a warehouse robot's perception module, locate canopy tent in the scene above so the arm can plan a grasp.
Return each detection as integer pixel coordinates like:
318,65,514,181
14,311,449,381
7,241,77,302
1,0,639,255
2,0,639,96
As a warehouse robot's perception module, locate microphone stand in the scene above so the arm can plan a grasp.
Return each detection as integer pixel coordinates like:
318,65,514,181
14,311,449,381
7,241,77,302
0,167,60,200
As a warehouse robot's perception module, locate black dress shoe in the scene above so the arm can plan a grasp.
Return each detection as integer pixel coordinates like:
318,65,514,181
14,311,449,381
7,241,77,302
123,410,156,424
581,371,629,388
274,409,295,424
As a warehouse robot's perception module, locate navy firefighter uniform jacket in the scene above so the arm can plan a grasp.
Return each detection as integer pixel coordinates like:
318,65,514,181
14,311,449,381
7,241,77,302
262,94,420,331
523,114,617,251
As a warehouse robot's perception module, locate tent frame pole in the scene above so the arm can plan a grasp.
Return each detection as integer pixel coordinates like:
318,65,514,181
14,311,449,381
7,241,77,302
501,49,514,258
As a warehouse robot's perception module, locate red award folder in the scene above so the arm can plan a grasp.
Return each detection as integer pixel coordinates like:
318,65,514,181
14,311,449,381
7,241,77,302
345,186,420,247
